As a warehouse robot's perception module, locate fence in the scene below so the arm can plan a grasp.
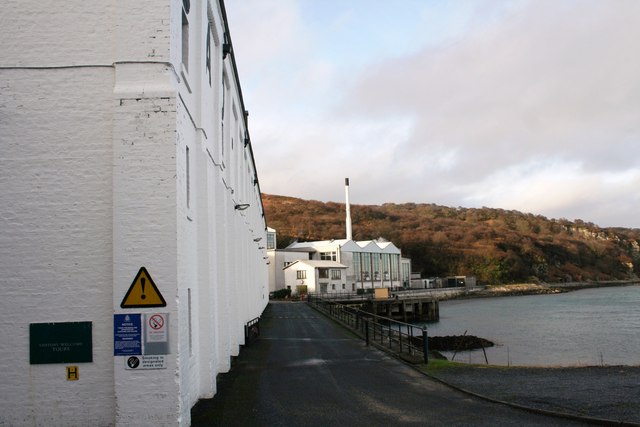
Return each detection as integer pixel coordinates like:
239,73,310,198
307,294,429,364
244,317,260,346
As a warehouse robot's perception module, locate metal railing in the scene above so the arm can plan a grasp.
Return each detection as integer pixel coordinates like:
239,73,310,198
307,288,410,301
307,294,429,364
244,317,260,346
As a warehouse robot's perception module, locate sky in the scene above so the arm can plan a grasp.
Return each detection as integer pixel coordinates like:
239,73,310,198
224,0,640,229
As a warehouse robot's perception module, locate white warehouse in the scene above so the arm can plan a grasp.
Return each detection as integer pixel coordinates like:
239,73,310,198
272,236,412,294
267,180,412,295
0,1,267,426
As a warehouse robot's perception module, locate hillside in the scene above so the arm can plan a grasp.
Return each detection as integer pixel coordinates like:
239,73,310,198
262,194,640,284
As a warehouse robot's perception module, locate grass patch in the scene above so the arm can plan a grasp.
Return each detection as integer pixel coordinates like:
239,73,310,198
420,358,467,373
419,358,517,375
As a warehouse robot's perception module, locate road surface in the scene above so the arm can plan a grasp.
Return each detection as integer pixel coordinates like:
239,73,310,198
191,302,590,426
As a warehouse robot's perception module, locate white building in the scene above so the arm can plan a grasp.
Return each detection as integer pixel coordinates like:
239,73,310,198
267,241,315,295
267,180,412,295
267,224,412,295
283,238,412,293
0,1,267,426
283,260,349,294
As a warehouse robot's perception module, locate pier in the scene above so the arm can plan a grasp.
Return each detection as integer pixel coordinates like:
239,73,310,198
367,297,439,322
314,288,440,322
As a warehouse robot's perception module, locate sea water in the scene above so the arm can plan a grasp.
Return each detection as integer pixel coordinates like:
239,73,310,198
424,285,640,367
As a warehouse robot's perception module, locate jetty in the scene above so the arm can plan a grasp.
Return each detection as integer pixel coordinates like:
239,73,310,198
367,296,439,322
317,288,440,322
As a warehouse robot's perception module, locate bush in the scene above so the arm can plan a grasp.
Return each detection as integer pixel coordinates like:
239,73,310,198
271,288,291,299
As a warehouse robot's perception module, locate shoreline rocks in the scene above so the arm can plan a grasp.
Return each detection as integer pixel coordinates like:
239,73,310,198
445,280,640,300
472,283,566,298
428,335,494,351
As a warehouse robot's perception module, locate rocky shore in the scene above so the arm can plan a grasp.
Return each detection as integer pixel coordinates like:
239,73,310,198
470,283,566,297
445,280,640,300
428,335,494,351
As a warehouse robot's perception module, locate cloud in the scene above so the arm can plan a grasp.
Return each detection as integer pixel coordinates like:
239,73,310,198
337,0,640,226
226,0,640,228
226,0,302,73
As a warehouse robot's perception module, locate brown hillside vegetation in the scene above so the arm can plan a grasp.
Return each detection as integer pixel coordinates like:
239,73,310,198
262,194,640,284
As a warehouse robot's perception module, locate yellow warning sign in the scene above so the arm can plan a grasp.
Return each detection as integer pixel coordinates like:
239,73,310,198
66,366,79,381
121,267,167,308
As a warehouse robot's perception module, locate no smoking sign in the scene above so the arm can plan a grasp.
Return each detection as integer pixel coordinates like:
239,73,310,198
149,314,164,330
146,313,167,343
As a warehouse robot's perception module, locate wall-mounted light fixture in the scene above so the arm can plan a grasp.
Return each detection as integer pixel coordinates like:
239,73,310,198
235,203,250,211
253,237,262,242
222,43,232,59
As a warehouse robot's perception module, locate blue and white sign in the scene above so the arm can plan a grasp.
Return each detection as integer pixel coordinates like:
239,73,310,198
114,313,142,356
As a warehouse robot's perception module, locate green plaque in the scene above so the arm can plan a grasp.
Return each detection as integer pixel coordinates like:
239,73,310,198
30,322,93,364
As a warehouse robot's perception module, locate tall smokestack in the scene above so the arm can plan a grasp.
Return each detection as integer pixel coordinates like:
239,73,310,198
345,178,353,240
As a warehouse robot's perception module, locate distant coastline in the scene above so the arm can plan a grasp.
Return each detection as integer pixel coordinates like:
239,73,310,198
447,280,640,300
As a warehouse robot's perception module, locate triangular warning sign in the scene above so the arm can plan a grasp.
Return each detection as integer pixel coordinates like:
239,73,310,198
121,267,167,308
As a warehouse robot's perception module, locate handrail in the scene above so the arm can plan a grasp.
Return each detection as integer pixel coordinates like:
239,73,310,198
307,295,429,364
244,316,260,346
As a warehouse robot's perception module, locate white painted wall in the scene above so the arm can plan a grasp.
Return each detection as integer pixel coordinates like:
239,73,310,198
1,67,117,427
268,250,313,292
283,261,348,294
1,1,268,426
284,262,318,293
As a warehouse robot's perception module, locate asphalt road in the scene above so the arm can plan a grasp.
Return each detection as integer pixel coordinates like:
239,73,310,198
191,302,590,426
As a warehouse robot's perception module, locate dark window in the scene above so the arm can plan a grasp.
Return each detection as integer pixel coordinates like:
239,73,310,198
181,11,189,71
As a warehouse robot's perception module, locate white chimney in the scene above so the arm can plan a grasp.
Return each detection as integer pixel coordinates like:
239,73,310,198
345,178,352,240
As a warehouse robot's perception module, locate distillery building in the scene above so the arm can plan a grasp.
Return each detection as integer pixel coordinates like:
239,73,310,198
0,1,267,426
267,180,412,295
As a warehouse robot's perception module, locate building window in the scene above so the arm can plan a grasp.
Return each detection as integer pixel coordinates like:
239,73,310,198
296,270,306,280
206,24,212,85
283,261,292,268
181,6,189,71
320,251,337,261
187,288,193,355
221,74,227,163
331,284,335,291
232,104,238,152
267,232,276,250
318,269,329,279
331,270,341,280
342,283,346,290
373,254,380,276
185,146,190,208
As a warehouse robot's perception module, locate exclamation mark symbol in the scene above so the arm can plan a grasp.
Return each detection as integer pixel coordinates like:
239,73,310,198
140,277,146,300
